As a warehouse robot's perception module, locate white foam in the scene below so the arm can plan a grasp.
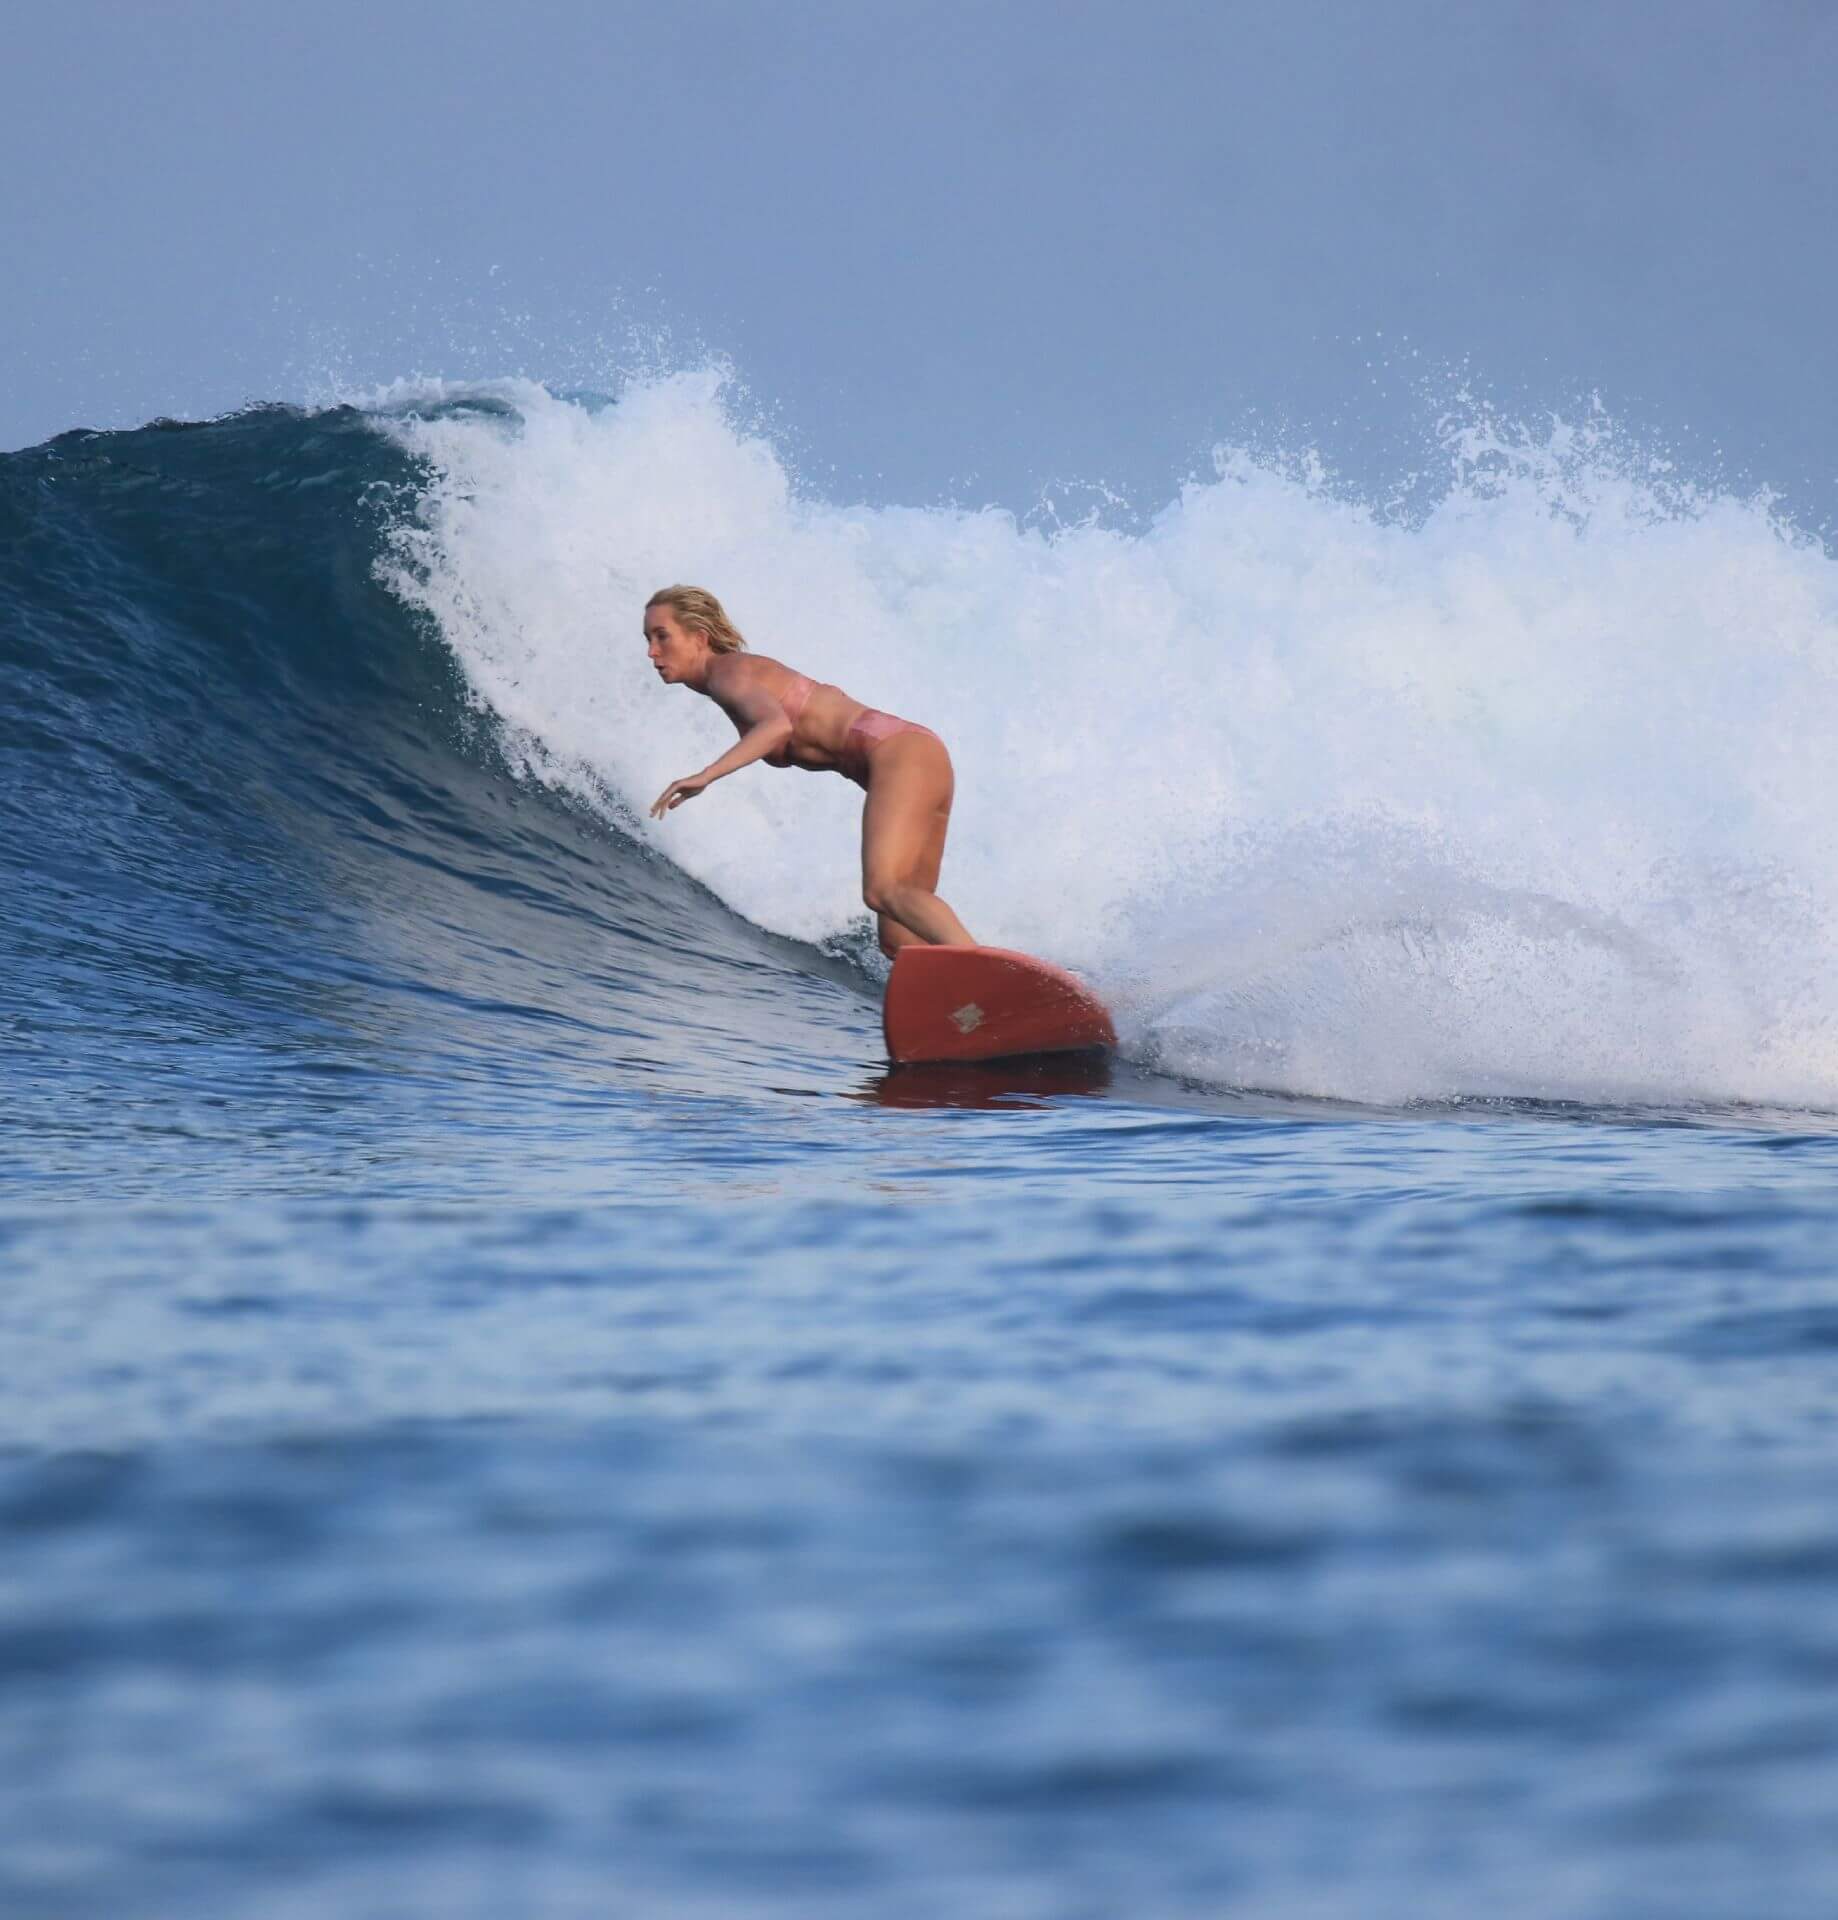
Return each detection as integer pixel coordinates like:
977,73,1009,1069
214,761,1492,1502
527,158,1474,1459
371,371,1838,1108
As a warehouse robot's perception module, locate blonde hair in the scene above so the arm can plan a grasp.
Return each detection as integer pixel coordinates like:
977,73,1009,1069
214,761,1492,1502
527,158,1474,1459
645,585,747,653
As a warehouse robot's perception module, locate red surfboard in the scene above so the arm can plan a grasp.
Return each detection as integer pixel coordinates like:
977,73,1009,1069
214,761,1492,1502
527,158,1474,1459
883,945,1116,1064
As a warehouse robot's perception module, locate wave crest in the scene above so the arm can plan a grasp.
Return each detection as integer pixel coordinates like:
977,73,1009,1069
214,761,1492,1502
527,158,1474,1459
372,370,1838,1106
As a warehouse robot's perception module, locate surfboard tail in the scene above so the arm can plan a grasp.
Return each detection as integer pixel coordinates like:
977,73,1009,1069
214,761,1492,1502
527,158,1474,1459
882,945,1116,1065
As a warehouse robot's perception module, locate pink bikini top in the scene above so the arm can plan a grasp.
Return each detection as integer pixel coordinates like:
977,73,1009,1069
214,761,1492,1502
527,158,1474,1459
763,671,818,767
748,665,929,788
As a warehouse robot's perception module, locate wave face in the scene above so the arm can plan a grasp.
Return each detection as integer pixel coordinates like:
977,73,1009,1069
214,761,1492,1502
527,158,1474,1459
377,372,1838,1109
0,399,871,1198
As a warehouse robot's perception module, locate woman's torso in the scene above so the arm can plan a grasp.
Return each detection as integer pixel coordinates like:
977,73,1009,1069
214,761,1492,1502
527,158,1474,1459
708,654,870,775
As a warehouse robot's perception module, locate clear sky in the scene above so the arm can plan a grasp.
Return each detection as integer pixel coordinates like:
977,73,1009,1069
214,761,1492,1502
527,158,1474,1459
5,0,1834,522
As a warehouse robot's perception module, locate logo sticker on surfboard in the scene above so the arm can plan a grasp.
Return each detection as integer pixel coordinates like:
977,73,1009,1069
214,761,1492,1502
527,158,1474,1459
950,1002,985,1034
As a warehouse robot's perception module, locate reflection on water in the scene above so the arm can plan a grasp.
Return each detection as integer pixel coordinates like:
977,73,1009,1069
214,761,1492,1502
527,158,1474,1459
862,1050,1113,1109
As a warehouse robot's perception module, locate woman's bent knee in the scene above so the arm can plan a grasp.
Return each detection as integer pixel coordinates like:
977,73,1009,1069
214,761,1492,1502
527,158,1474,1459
877,913,920,958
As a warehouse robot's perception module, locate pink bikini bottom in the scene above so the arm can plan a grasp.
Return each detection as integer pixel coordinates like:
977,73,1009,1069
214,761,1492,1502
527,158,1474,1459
839,709,940,789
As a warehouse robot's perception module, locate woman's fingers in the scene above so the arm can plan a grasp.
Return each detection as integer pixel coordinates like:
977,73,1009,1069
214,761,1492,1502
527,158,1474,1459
650,778,702,820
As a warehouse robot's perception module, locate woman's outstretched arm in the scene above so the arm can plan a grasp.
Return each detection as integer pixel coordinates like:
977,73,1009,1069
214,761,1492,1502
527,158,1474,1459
649,675,792,819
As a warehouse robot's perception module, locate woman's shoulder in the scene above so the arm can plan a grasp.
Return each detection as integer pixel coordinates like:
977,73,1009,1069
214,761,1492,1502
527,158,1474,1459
710,651,802,691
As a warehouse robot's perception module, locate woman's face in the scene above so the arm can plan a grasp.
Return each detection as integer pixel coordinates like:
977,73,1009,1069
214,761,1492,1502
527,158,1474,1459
643,604,709,685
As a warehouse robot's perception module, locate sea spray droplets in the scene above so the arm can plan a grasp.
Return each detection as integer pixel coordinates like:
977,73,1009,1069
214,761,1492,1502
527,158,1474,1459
371,372,1838,1107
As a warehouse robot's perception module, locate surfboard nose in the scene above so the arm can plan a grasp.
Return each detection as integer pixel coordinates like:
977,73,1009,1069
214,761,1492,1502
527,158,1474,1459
882,945,1116,1064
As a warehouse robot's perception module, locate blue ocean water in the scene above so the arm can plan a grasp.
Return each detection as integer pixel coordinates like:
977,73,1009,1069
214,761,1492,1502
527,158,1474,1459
5,385,1838,1918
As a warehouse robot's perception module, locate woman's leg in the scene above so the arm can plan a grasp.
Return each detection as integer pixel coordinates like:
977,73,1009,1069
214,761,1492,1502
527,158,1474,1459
872,795,949,957
861,735,976,951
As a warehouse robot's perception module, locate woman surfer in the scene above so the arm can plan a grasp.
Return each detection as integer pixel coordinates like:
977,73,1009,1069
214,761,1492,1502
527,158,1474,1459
644,586,976,956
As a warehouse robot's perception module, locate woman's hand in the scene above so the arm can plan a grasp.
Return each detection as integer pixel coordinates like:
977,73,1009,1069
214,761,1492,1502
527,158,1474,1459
650,773,711,819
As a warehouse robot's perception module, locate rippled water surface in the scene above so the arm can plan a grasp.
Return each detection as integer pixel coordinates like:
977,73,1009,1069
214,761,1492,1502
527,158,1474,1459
10,1088,1838,1919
